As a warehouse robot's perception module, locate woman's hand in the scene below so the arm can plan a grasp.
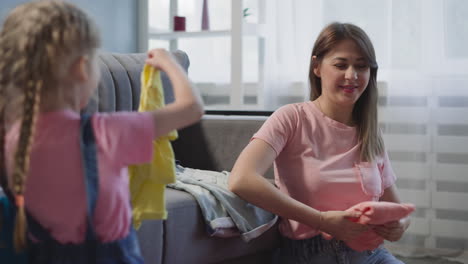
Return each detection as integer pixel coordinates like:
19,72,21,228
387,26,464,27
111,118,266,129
377,183,411,242
373,218,409,242
320,210,369,242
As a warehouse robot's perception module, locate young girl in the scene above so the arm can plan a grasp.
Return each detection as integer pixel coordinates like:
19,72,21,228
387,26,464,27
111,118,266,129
0,1,203,263
229,22,409,263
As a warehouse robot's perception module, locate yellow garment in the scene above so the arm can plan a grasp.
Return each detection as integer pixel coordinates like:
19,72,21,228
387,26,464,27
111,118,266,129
129,65,178,229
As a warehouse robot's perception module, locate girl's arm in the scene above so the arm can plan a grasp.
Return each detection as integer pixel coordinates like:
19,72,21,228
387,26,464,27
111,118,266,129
376,185,411,241
228,139,368,242
145,49,204,139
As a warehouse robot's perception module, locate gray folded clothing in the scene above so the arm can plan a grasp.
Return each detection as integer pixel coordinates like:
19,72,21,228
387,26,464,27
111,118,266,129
168,165,277,242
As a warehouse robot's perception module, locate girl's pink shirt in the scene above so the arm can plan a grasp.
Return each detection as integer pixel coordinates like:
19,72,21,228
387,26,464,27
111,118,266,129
5,110,154,243
253,101,396,240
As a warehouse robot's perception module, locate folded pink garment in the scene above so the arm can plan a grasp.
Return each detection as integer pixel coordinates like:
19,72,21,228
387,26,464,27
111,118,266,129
348,201,415,225
321,201,415,252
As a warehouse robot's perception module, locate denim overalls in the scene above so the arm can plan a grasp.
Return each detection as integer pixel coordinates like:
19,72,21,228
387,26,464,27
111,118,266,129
26,115,144,264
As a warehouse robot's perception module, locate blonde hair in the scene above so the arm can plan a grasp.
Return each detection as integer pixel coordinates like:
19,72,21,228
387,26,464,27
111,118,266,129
0,0,100,251
309,22,384,162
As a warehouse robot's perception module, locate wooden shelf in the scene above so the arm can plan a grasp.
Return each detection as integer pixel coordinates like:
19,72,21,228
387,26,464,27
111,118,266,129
149,23,264,40
149,30,231,40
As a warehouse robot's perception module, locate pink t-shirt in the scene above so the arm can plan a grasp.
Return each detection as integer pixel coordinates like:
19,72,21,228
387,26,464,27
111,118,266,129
5,110,154,243
253,101,396,240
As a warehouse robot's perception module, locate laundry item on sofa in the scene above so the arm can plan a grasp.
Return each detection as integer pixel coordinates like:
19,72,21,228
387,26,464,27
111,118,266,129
168,165,278,242
322,201,415,251
129,65,178,229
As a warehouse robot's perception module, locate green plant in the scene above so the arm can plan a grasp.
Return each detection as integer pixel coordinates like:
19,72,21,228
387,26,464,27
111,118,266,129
243,8,251,18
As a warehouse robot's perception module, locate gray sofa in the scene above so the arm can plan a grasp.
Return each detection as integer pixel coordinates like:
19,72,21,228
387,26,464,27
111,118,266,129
90,51,280,264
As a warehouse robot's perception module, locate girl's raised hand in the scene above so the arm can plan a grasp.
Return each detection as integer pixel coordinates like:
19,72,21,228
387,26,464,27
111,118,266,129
145,48,178,71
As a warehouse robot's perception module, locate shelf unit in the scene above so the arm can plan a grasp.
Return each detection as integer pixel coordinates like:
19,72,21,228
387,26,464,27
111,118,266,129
149,30,231,39
142,0,266,109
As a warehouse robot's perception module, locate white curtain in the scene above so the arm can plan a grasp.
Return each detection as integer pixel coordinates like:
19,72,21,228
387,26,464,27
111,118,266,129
262,0,318,109
262,1,300,108
263,0,468,262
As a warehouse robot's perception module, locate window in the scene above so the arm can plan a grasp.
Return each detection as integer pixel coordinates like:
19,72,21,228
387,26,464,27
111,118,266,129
141,1,468,260
142,0,468,111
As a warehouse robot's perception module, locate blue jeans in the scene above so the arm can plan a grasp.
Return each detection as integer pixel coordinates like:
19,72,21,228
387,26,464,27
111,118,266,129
274,235,404,264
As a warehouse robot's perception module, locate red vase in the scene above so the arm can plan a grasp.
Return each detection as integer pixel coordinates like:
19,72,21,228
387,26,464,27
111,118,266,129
174,16,186,31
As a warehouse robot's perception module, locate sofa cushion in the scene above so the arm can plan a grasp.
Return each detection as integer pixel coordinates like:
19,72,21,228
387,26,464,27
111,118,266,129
163,188,279,264
172,116,274,179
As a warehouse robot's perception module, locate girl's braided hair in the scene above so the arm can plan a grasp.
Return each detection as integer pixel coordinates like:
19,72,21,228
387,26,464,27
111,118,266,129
0,0,100,251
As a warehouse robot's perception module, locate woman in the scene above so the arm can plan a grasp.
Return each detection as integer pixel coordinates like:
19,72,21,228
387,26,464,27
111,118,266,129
228,22,409,263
